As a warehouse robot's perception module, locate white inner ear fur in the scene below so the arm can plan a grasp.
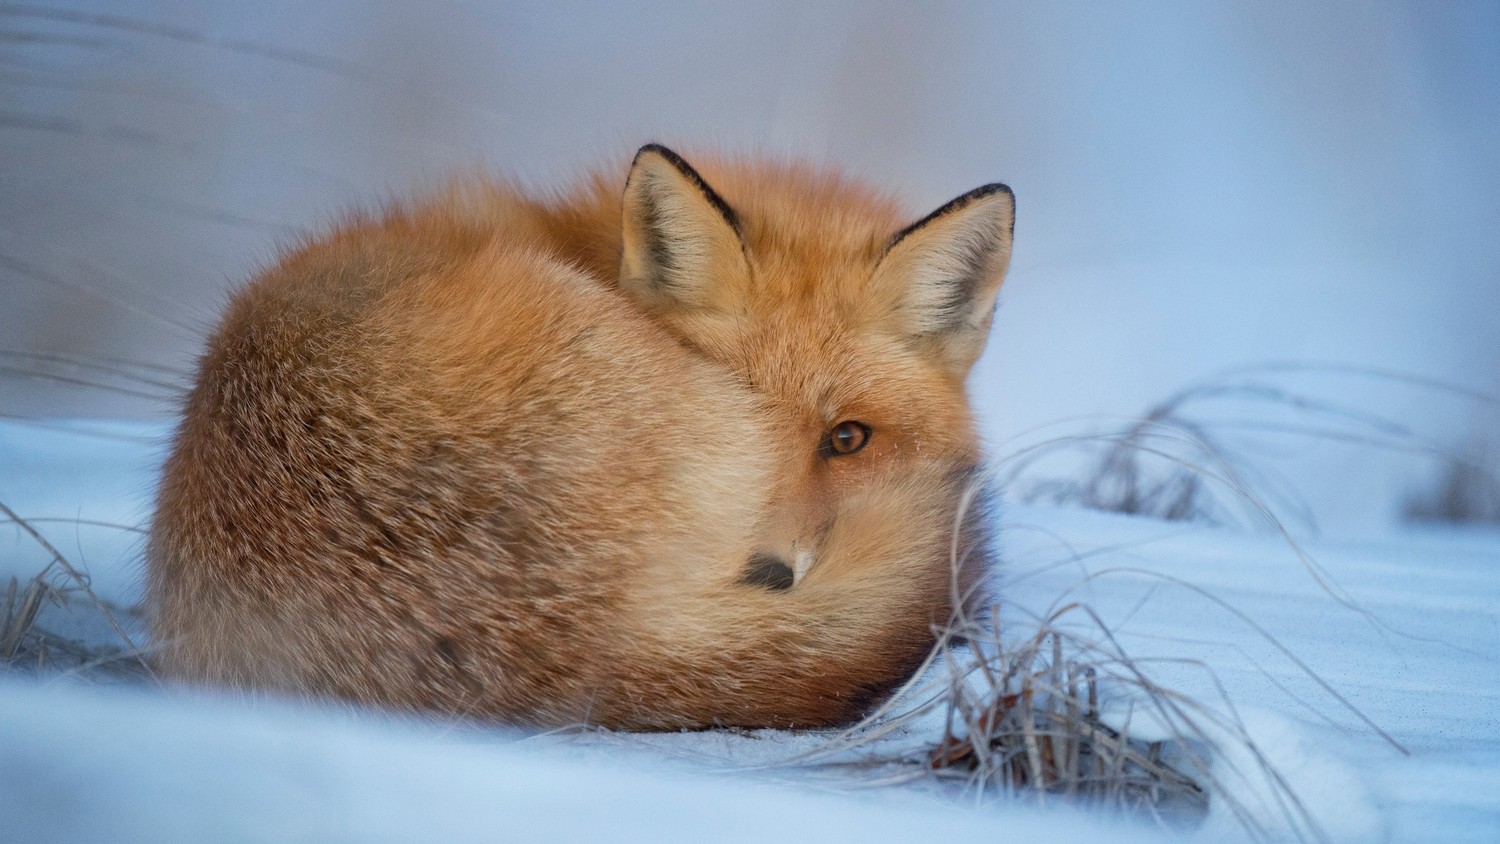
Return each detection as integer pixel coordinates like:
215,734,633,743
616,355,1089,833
871,189,1014,374
633,174,711,295
899,219,1011,335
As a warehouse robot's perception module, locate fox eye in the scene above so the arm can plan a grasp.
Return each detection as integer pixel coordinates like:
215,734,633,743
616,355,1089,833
820,421,871,457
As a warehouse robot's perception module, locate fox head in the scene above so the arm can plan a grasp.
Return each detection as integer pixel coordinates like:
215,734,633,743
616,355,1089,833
616,144,1014,594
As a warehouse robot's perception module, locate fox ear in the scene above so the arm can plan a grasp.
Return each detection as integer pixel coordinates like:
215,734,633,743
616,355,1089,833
870,184,1015,377
620,144,750,315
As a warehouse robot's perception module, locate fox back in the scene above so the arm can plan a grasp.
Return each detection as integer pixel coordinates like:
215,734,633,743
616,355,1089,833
147,145,1015,729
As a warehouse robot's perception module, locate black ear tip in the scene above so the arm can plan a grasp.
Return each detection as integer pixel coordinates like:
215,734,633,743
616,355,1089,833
887,181,1016,249
632,143,690,173
624,144,740,233
971,183,1015,206
970,184,1015,232
634,142,673,161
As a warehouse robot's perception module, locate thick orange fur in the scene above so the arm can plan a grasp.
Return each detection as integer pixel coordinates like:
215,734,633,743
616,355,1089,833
147,146,1014,729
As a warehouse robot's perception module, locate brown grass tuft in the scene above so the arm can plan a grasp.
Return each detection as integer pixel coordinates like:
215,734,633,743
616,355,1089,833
0,500,153,681
1404,447,1500,526
923,605,1209,819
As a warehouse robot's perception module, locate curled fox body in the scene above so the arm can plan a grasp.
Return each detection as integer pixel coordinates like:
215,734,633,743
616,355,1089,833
147,145,1015,729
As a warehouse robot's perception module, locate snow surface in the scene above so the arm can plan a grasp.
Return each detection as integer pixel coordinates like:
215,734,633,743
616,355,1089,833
2,419,1498,843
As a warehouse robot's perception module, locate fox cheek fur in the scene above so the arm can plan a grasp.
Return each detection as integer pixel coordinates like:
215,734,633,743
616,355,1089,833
146,144,1015,730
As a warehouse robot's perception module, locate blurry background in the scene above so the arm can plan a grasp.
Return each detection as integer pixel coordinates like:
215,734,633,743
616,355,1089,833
3,0,1497,533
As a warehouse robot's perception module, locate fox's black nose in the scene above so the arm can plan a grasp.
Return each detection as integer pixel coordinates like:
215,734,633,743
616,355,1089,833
740,552,794,591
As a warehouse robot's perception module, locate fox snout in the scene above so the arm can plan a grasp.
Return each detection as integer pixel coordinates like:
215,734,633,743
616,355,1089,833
742,501,835,591
740,536,822,591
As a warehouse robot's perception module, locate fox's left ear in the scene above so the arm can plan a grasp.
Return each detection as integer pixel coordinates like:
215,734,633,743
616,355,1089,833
870,184,1015,378
619,144,750,318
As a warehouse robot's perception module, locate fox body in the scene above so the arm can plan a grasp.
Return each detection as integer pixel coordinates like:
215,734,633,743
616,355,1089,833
147,146,1015,729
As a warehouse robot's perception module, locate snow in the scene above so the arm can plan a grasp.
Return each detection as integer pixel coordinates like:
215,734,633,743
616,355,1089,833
2,420,1497,842
0,680,1175,844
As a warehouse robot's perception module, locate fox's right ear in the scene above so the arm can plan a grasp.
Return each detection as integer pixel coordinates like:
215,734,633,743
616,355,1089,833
869,183,1015,379
620,144,750,316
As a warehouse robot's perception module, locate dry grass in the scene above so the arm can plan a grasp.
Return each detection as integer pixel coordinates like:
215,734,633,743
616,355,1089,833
999,362,1500,531
1,564,152,680
779,596,1252,834
0,348,188,406
923,608,1210,817
1404,448,1500,526
0,500,153,681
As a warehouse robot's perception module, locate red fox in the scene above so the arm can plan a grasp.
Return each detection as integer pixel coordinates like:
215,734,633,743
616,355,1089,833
147,145,1015,729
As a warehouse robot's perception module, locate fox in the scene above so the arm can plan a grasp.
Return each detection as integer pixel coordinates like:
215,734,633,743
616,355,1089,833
146,144,1016,730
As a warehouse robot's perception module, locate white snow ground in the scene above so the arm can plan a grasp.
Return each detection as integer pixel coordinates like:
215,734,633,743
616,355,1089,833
1,419,1497,843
